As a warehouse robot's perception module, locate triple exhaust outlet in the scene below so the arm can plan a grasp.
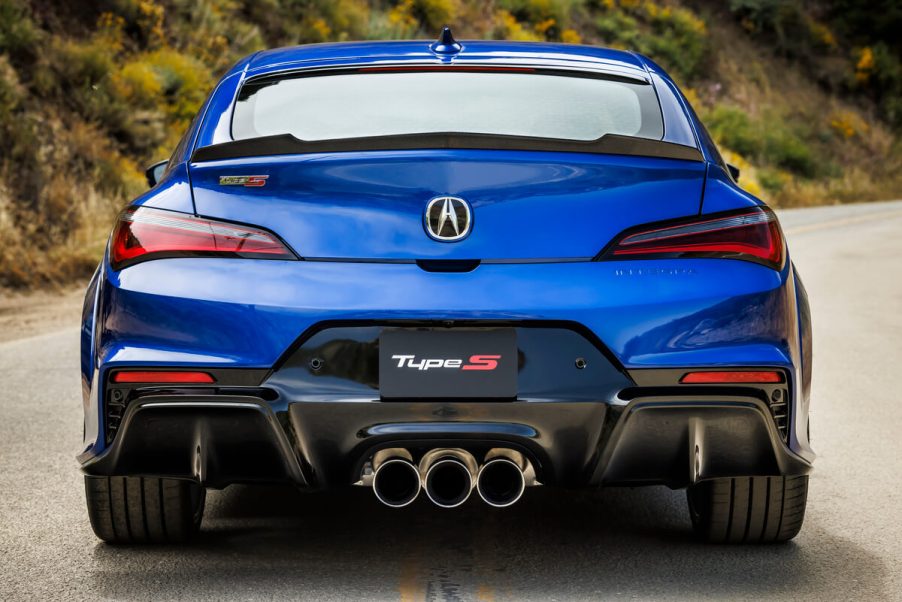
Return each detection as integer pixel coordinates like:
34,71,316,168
371,448,531,508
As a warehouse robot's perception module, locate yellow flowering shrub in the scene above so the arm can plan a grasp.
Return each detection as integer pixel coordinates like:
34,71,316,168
492,10,543,42
829,111,868,139
808,21,836,49
855,47,874,84
389,0,420,34
560,28,581,44
140,49,211,130
114,61,163,100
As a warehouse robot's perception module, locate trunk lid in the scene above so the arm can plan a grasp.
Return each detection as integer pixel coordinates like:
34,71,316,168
189,150,705,260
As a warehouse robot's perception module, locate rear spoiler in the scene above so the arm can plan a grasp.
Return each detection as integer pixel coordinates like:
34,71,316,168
191,132,704,163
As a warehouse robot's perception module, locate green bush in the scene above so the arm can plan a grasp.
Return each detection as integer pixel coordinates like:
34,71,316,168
706,105,829,179
728,0,812,58
410,0,459,31
594,10,641,48
643,3,709,82
247,0,372,44
0,55,40,205
0,0,40,63
861,43,902,128
0,55,23,118
769,117,840,179
593,1,709,83
705,105,762,157
763,128,817,177
757,168,789,194
140,49,211,126
498,0,578,28
38,36,128,132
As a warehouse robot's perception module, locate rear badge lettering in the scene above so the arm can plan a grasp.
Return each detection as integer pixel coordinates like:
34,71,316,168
219,175,269,187
614,267,697,277
391,354,501,371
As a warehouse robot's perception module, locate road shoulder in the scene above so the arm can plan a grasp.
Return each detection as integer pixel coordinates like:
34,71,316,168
0,287,84,344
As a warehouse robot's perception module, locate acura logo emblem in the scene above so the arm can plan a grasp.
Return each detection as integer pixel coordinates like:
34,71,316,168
424,196,471,241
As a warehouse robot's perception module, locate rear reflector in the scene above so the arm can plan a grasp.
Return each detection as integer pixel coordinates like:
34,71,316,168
111,206,296,270
602,207,784,268
112,371,216,384
680,371,784,384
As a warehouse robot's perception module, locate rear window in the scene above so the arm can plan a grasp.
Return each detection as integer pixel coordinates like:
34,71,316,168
232,70,663,142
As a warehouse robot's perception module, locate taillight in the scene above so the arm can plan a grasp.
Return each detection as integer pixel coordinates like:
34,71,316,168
112,371,216,384
110,206,296,270
601,207,784,269
680,370,784,384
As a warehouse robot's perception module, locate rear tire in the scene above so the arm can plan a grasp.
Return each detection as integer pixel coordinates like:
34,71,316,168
85,476,205,544
687,476,808,544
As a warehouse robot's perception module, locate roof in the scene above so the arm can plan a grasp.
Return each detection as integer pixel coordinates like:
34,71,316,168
243,39,651,82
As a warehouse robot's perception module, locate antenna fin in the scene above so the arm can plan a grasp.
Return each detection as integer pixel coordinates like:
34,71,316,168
430,26,462,55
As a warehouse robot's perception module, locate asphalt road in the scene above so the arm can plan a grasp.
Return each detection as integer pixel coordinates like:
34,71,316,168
2,200,902,601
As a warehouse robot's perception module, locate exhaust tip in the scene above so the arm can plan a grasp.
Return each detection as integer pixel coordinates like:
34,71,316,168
373,458,421,508
477,458,526,508
424,458,473,508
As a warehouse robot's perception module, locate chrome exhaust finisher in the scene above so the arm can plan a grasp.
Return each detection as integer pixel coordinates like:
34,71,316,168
477,449,528,508
372,449,421,508
420,449,478,508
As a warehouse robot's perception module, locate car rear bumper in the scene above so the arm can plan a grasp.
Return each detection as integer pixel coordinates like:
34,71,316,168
80,392,811,490
80,256,815,478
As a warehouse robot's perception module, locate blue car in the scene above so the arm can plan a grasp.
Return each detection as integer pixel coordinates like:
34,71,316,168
79,29,813,544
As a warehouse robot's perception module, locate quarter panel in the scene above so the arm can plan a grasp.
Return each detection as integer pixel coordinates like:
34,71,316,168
700,164,765,214
131,163,196,213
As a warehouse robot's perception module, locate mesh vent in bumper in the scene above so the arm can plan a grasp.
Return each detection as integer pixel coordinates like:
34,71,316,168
768,387,790,442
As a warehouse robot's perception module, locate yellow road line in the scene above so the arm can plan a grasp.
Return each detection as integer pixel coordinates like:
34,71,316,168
476,583,496,601
398,553,426,602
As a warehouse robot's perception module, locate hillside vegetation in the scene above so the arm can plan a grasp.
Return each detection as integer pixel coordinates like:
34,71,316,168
1,0,900,288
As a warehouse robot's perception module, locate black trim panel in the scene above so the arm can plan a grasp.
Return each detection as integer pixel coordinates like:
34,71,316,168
303,257,593,265
84,396,307,488
595,396,809,487
241,63,653,87
266,319,633,380
102,368,272,445
191,132,704,163
82,393,811,489
624,367,792,442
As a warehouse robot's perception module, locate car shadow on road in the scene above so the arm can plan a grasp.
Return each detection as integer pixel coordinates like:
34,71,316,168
88,484,888,600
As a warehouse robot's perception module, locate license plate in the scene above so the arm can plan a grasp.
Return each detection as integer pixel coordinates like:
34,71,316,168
379,329,517,398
